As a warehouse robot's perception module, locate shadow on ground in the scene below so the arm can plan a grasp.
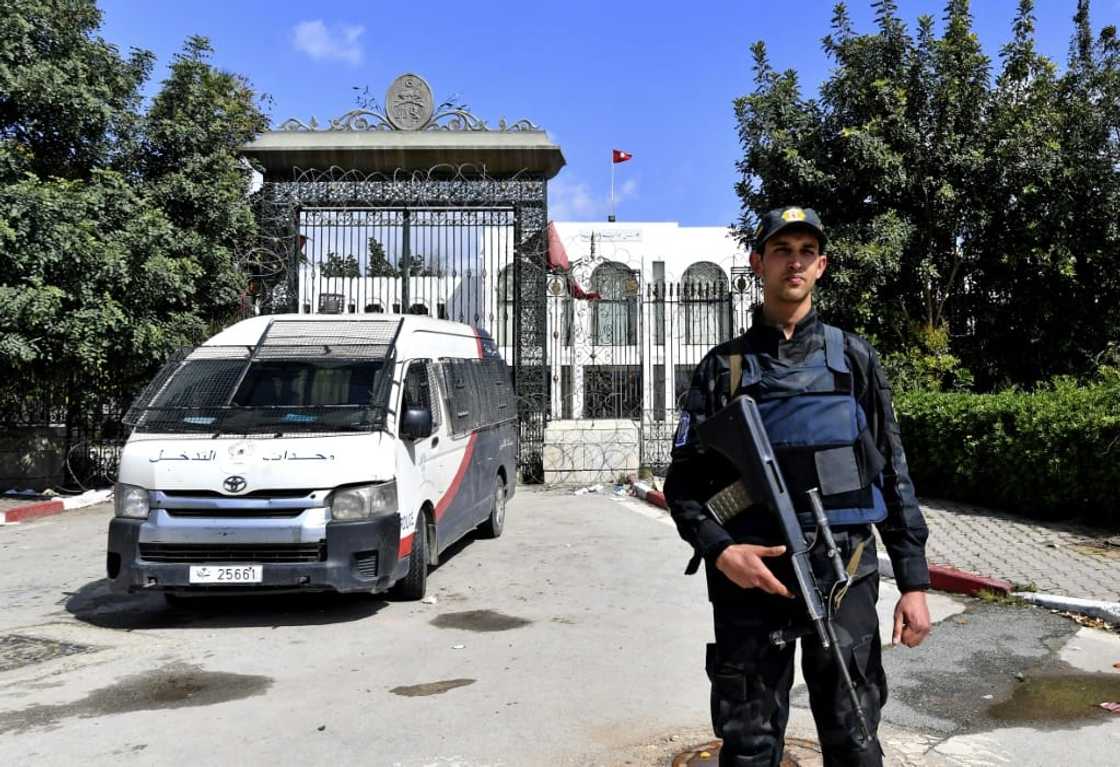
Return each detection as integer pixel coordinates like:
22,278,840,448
64,579,388,630
62,530,487,630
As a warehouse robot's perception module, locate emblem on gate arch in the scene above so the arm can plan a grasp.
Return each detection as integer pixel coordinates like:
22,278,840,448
385,74,434,131
223,475,247,493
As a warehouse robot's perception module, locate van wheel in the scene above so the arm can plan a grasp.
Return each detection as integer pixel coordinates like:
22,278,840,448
478,476,507,539
391,514,428,601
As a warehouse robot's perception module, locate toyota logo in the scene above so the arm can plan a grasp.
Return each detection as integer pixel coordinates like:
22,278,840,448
223,475,247,493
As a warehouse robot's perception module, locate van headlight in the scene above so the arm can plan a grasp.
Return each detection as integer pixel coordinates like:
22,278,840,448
114,484,150,519
329,481,397,521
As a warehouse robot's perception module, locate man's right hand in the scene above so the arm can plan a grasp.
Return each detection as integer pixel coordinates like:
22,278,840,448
715,544,793,597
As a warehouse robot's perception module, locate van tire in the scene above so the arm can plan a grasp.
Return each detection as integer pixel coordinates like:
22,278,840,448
478,475,506,539
391,513,428,601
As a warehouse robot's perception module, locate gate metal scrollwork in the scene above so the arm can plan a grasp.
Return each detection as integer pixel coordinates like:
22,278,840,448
247,164,550,481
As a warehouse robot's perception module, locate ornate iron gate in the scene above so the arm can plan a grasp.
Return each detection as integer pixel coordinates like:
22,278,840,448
248,166,550,481
239,74,562,481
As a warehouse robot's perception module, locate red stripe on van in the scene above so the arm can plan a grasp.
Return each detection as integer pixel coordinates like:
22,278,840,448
400,433,477,561
475,332,485,359
435,432,477,522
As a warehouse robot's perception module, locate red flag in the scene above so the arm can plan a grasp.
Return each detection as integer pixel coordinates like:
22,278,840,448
547,222,570,272
612,149,633,164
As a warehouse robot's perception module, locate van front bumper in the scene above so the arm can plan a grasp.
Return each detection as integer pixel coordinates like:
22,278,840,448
106,513,405,595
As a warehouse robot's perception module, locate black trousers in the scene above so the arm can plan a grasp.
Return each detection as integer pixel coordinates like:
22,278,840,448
706,573,886,767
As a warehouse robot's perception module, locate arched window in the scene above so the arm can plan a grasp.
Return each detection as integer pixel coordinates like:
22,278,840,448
497,266,516,346
592,262,638,346
682,262,729,345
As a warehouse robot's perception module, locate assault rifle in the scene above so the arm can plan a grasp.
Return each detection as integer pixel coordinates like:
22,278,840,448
696,395,873,745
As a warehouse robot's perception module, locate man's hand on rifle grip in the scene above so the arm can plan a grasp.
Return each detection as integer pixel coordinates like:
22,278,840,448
715,544,794,598
892,591,931,647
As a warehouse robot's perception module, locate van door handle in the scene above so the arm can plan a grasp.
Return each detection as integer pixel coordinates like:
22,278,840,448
430,436,439,447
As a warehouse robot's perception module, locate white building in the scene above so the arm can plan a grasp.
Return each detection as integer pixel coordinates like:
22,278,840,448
544,221,758,420
292,217,760,479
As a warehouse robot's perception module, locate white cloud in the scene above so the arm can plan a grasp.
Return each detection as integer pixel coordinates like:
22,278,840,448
292,20,365,66
550,176,639,221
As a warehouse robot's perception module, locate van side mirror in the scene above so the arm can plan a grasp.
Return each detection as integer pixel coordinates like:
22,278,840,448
400,407,433,440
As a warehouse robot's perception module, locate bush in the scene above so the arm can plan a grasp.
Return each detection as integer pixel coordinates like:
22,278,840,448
895,379,1120,528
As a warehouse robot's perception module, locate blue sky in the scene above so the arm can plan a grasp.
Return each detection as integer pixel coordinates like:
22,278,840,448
98,0,1118,226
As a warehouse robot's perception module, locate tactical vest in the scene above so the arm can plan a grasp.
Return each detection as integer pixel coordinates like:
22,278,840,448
737,324,887,529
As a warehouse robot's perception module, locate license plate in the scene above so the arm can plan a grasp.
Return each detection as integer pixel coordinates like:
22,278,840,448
189,565,263,584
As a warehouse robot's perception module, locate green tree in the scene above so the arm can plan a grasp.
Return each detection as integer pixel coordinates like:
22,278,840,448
0,2,268,447
969,0,1066,385
0,0,153,180
136,35,267,328
320,252,361,278
366,237,398,276
733,0,1120,389
1047,2,1120,382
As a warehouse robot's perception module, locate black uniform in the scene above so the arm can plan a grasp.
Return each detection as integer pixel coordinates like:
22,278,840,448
664,307,930,767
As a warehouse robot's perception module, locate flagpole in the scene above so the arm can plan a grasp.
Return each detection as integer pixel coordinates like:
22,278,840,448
609,152,616,222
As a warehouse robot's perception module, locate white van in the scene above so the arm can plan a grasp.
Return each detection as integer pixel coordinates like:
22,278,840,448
106,314,517,600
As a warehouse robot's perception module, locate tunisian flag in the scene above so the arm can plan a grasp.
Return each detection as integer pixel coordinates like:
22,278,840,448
612,149,633,163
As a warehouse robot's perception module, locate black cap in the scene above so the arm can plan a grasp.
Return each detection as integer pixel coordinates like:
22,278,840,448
753,207,826,252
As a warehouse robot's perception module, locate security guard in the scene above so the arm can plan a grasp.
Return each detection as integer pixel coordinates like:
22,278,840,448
664,207,931,767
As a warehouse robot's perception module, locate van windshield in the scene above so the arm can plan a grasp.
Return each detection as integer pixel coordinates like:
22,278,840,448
128,356,390,435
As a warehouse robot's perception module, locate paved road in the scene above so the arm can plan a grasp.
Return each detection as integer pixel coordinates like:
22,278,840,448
0,489,1117,766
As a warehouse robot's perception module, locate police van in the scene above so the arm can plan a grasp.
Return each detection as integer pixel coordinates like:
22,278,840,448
106,314,517,600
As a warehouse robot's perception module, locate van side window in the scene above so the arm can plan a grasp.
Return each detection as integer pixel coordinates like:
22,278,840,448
400,361,436,432
425,362,442,432
490,358,513,415
437,359,467,436
436,356,515,437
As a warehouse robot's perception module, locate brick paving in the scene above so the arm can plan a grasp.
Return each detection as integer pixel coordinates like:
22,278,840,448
917,498,1120,602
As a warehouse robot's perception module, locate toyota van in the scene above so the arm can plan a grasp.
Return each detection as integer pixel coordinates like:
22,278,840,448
106,314,517,600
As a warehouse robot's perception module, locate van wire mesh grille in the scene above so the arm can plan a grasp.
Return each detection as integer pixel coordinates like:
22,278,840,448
124,318,401,436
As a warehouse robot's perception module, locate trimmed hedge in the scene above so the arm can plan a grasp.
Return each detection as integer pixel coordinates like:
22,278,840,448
895,379,1120,528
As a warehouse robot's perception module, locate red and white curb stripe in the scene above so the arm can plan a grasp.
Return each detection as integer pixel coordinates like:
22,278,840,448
630,480,667,510
1,489,112,525
0,499,65,524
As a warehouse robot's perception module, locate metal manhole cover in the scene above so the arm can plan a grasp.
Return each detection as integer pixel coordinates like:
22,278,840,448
0,634,98,673
672,738,822,766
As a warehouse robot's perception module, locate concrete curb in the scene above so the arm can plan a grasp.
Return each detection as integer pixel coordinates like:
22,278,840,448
1012,592,1120,625
630,481,667,510
877,553,1013,596
875,552,1120,626
928,564,1013,596
1,499,64,524
1,489,112,525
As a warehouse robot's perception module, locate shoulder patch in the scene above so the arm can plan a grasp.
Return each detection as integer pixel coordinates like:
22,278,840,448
673,411,691,448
